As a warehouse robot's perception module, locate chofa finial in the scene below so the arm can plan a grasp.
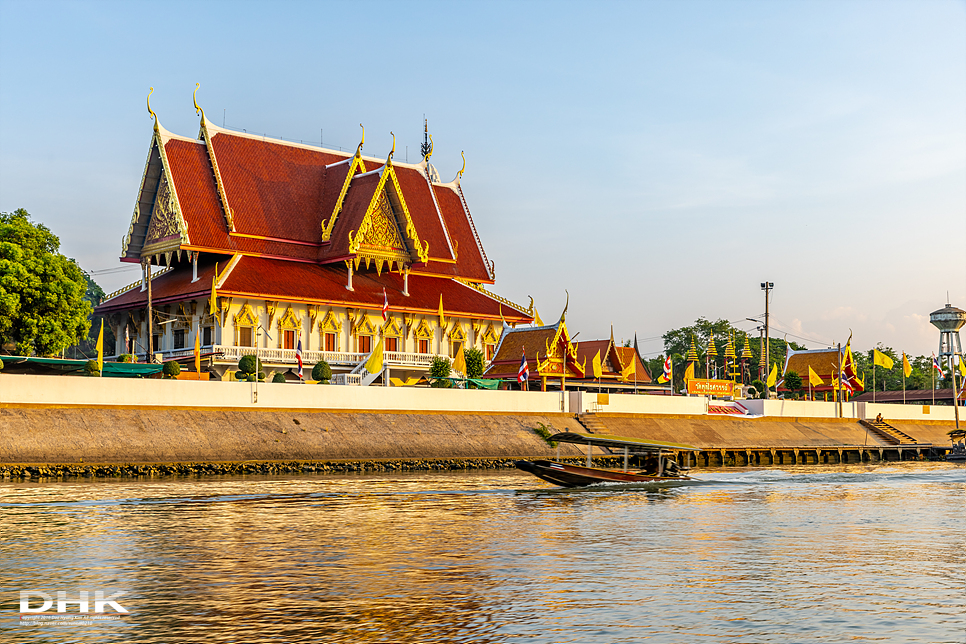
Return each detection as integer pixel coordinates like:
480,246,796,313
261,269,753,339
424,134,434,162
355,123,364,156
457,151,465,180
193,83,206,124
147,87,156,122
389,131,395,160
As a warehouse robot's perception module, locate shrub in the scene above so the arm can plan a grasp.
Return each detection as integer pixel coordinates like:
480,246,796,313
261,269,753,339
84,360,99,376
238,355,262,375
312,360,332,383
465,347,485,379
751,379,766,399
429,356,452,388
162,361,181,379
784,371,802,393
117,354,134,363
272,372,287,383
0,358,4,371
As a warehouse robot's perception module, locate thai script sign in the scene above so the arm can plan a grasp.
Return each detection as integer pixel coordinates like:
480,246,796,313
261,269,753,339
687,379,738,396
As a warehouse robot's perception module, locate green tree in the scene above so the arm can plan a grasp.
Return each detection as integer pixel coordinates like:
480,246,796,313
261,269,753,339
465,347,485,378
0,209,92,355
312,360,332,383
784,371,802,395
429,355,451,388
162,360,181,379
65,270,116,360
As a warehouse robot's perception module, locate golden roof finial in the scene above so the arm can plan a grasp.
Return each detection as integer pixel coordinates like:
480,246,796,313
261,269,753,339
193,83,206,125
389,131,395,160
457,151,465,180
424,134,434,162
147,87,157,122
355,124,365,157
559,290,569,323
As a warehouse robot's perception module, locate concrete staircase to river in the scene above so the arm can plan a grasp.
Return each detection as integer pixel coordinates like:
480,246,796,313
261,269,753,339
859,419,920,445
576,413,607,434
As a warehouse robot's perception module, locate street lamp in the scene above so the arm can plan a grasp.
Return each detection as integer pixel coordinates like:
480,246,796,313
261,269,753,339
760,282,773,398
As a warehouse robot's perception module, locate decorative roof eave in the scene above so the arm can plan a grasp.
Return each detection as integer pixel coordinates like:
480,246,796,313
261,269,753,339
198,123,235,232
347,145,430,265
121,120,193,261
454,278,532,318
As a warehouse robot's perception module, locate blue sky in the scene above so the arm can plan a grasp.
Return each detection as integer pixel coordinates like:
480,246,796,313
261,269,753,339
1,0,963,357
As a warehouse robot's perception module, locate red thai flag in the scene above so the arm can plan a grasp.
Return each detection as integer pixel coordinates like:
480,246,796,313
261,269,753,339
518,350,529,384
382,288,389,321
296,336,303,379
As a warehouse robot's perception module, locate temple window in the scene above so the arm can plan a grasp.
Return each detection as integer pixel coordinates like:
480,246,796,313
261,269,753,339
203,326,212,346
152,334,160,352
385,336,399,352
283,329,296,350
419,339,430,354
450,340,463,358
486,343,496,361
324,332,338,352
173,329,185,350
358,335,372,354
238,326,254,347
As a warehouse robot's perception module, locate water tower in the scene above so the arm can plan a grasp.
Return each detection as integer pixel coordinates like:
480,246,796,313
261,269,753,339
930,302,965,429
929,302,965,366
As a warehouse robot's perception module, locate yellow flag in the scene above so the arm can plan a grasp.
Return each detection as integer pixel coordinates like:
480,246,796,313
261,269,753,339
902,352,912,378
452,345,466,375
621,357,635,381
592,350,602,378
96,319,104,376
210,262,219,326
873,348,894,370
438,294,445,327
959,358,966,379
808,365,824,386
684,361,695,383
657,374,668,384
766,363,778,388
533,307,544,327
364,336,384,374
194,326,201,375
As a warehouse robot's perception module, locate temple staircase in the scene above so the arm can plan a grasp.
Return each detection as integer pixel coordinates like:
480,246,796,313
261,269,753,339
576,413,607,434
859,419,918,445
348,355,384,387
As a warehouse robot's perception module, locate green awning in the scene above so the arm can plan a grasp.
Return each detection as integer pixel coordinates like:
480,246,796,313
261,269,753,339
0,356,164,378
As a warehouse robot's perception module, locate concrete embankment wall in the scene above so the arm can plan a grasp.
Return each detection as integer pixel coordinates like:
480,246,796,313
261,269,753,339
0,375,958,467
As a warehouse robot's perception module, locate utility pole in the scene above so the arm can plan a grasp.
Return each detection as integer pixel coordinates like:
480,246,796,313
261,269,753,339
761,282,773,398
145,258,153,361
836,342,843,419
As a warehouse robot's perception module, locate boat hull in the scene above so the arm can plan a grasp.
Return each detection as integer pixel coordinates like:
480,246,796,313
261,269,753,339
515,460,690,488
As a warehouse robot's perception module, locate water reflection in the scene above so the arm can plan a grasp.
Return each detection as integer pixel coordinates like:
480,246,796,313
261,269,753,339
0,464,964,643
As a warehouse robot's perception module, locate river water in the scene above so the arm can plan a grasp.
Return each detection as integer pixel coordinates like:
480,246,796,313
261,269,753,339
1,463,964,643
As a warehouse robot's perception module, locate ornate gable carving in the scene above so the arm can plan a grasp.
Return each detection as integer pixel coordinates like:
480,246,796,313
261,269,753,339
142,173,185,255
353,315,377,336
413,318,434,339
277,306,301,331
382,315,403,337
348,167,430,267
319,309,342,333
481,324,501,346
234,303,258,327
361,191,407,253
448,323,466,342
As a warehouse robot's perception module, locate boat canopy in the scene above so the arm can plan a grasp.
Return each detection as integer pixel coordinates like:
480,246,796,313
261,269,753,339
547,432,700,453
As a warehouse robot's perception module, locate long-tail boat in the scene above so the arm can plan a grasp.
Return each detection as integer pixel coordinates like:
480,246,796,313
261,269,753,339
515,432,700,488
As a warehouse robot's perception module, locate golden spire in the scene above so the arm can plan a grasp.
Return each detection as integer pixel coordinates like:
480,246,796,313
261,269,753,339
724,331,737,360
193,83,206,125
741,336,753,360
686,335,699,362
147,87,157,123
707,330,718,358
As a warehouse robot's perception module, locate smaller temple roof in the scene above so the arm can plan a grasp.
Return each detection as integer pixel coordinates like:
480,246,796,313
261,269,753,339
784,347,842,378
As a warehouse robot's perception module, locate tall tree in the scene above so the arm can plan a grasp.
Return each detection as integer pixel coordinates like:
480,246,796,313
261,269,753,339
0,209,92,355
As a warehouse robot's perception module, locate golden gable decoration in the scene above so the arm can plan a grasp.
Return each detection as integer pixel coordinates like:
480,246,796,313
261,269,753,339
319,309,343,333
353,314,378,336
383,315,403,337
277,306,301,332
233,303,258,328
449,323,466,342
413,318,434,340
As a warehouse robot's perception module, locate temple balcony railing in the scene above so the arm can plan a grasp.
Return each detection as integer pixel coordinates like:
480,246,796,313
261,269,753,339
119,345,462,371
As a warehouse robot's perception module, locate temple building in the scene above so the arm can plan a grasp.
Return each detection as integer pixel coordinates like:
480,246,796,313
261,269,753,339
782,347,863,400
94,90,533,383
484,310,651,391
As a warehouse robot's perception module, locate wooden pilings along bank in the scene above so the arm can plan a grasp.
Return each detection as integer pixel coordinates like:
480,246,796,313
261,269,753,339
677,445,941,468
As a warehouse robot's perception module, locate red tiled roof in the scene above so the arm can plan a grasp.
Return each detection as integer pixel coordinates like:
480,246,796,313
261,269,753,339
485,326,558,377
209,131,342,244
432,184,491,282
99,255,532,323
395,167,453,261
324,171,382,259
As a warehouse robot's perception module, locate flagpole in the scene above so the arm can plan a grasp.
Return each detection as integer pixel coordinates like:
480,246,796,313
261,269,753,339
837,342,842,419
873,361,876,404
902,353,906,405
932,360,935,406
